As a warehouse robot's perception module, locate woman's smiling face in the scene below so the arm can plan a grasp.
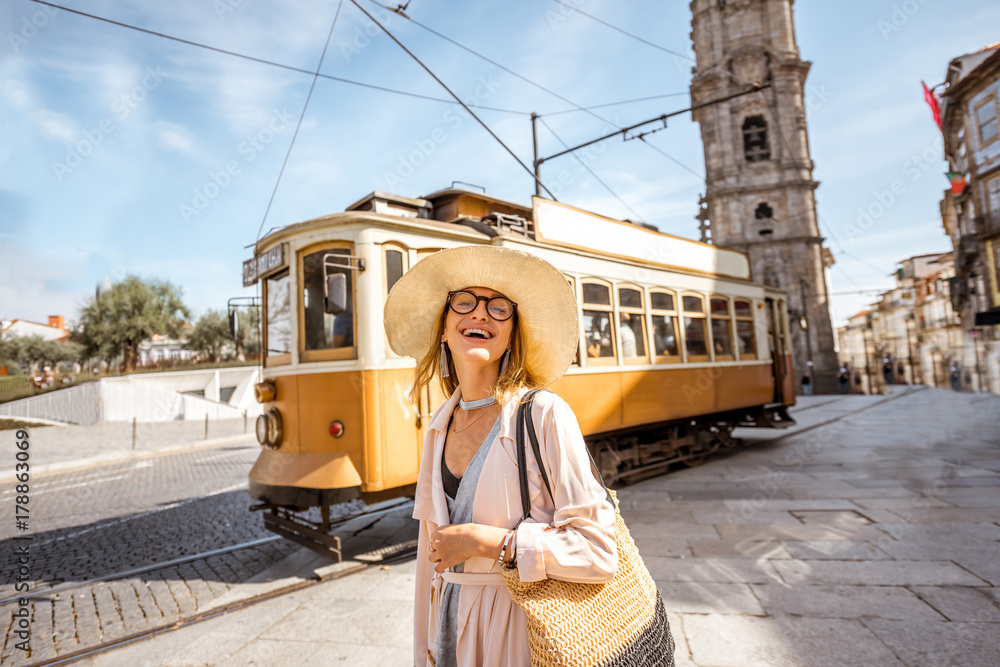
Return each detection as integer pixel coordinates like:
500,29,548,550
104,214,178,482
443,287,514,366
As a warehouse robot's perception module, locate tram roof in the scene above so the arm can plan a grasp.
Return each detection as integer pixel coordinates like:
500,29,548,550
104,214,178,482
256,187,752,282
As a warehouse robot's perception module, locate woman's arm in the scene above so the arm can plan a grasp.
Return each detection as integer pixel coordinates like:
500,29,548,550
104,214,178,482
514,394,618,583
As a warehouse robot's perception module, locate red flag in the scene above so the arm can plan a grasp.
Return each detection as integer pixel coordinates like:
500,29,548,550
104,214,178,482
922,81,942,131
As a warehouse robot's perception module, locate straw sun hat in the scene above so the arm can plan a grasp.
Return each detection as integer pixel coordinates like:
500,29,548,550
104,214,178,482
383,245,579,387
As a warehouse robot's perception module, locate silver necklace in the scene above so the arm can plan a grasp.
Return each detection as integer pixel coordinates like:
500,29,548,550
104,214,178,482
459,395,496,410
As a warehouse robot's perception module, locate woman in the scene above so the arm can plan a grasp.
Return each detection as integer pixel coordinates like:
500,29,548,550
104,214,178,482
384,245,618,667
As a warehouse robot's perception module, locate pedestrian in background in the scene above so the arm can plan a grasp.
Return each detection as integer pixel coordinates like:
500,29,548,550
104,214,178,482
883,359,893,385
950,367,960,391
801,372,812,396
384,246,673,667
838,368,849,394
854,373,863,394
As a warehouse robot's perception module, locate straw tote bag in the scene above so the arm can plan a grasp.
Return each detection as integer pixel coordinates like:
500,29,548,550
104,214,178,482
501,390,675,667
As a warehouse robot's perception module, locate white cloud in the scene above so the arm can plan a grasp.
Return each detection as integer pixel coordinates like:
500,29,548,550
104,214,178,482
155,120,196,155
33,109,76,142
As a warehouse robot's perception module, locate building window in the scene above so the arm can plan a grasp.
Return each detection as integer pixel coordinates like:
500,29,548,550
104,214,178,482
710,297,734,360
994,243,1000,301
682,294,709,361
734,299,757,359
582,280,616,364
743,115,771,162
975,96,998,146
618,286,648,362
987,175,1000,212
650,290,680,362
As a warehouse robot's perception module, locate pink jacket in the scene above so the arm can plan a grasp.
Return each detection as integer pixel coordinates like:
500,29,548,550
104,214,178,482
413,387,618,666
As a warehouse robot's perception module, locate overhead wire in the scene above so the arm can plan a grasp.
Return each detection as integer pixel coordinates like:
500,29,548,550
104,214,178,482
540,91,690,117
362,0,704,181
551,0,901,288
548,0,692,60
26,0,530,115
255,0,344,242
346,0,557,198
538,118,646,222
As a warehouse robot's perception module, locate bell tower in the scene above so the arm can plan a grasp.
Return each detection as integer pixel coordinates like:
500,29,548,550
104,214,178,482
689,0,837,394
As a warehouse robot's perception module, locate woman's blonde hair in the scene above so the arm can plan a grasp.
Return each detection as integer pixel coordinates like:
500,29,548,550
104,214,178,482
408,305,542,406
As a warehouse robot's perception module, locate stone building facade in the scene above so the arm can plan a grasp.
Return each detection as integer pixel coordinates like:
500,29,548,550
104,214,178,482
688,0,838,394
838,253,967,394
938,42,1000,394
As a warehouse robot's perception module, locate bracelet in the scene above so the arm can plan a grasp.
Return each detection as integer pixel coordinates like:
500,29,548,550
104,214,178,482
497,529,515,567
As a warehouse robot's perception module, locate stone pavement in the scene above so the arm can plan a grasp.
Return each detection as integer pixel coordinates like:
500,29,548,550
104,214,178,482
74,386,1000,666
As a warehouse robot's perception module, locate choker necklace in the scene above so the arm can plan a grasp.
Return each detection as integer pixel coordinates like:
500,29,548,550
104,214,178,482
459,396,497,410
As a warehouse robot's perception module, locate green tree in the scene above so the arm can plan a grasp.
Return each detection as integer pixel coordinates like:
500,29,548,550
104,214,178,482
186,309,232,362
0,334,82,374
76,275,190,371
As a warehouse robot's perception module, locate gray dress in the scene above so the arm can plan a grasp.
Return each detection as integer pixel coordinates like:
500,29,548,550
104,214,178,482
436,416,502,667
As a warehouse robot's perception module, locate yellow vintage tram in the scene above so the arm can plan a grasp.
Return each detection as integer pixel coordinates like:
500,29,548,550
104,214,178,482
243,188,795,554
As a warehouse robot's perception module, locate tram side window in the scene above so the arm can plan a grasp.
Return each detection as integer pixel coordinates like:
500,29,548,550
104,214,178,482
650,291,679,359
265,271,292,360
302,248,354,352
582,282,615,360
385,249,404,295
618,287,647,360
734,299,757,359
710,297,733,359
682,295,709,359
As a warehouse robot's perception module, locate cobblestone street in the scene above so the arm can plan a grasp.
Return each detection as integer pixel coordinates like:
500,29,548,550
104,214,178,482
0,443,301,664
64,386,1000,667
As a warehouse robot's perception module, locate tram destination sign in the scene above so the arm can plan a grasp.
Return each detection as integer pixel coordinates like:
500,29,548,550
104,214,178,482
243,244,287,286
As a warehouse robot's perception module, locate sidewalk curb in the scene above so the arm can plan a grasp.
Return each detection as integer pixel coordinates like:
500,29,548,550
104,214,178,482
2,432,258,483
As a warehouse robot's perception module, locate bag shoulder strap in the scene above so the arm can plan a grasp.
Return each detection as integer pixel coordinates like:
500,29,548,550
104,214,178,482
516,389,612,523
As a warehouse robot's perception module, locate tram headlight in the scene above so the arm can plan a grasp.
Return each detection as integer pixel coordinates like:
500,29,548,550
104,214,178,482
255,408,283,449
254,380,276,403
328,420,345,438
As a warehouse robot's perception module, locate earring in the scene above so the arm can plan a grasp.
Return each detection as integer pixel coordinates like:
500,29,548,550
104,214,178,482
440,342,450,378
499,349,510,376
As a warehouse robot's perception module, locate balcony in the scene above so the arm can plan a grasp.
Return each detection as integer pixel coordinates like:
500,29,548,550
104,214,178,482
974,209,1000,239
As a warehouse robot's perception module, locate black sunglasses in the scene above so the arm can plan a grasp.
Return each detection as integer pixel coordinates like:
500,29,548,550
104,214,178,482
447,290,517,322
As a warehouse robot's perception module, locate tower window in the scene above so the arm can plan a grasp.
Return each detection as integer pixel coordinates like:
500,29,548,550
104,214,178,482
755,203,773,219
743,116,771,162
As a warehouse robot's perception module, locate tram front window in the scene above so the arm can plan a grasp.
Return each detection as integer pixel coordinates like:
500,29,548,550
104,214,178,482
265,272,291,358
303,248,354,352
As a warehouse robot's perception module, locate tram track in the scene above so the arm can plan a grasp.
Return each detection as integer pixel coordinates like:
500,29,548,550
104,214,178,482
17,392,918,666
16,499,418,667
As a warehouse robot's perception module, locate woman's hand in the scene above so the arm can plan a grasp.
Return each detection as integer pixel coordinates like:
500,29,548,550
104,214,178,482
428,523,508,574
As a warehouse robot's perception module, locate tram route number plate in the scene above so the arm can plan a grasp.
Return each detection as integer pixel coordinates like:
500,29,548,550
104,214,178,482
243,244,286,286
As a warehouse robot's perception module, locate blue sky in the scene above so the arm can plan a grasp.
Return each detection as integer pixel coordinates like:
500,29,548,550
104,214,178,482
2,0,999,329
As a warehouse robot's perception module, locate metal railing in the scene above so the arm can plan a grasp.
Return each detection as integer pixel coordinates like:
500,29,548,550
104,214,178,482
974,209,1000,238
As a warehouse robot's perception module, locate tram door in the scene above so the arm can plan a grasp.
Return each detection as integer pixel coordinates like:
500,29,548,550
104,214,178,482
766,297,787,403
